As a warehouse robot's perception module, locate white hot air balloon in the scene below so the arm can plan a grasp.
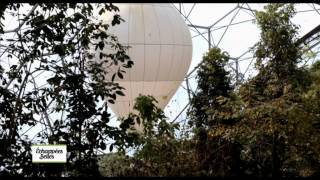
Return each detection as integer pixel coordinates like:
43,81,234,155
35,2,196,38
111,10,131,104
98,3,192,131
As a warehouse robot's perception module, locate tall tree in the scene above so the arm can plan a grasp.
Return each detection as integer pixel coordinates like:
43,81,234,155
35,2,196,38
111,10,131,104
236,4,319,177
188,47,242,176
0,3,134,177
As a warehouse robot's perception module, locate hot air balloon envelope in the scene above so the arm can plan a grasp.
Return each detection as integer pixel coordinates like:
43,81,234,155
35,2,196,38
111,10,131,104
100,3,193,118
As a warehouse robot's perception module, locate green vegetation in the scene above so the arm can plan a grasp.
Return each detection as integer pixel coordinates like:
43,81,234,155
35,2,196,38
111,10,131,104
0,3,133,177
0,3,319,177
99,4,320,177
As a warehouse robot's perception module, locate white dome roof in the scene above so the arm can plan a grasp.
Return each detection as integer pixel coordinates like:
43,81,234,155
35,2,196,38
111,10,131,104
100,3,193,118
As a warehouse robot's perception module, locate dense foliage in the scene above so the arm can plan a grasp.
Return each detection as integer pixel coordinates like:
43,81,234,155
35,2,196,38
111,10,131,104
0,3,134,177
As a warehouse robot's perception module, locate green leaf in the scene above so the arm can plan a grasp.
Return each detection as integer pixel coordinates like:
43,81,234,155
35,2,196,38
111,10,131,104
111,15,121,26
98,41,104,50
100,142,106,150
109,144,113,152
98,8,105,15
112,74,116,82
116,90,125,96
117,72,123,79
108,99,115,104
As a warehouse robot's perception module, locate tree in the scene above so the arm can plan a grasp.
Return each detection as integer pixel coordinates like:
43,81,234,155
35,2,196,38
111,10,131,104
188,47,242,176
126,95,181,176
0,3,134,177
236,4,320,177
99,95,200,177
187,4,320,177
189,47,233,130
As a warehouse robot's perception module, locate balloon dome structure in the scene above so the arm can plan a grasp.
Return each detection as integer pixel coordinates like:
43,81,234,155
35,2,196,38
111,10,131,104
100,3,193,118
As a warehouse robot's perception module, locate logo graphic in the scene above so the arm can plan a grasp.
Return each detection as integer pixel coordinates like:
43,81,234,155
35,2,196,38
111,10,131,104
31,145,67,163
